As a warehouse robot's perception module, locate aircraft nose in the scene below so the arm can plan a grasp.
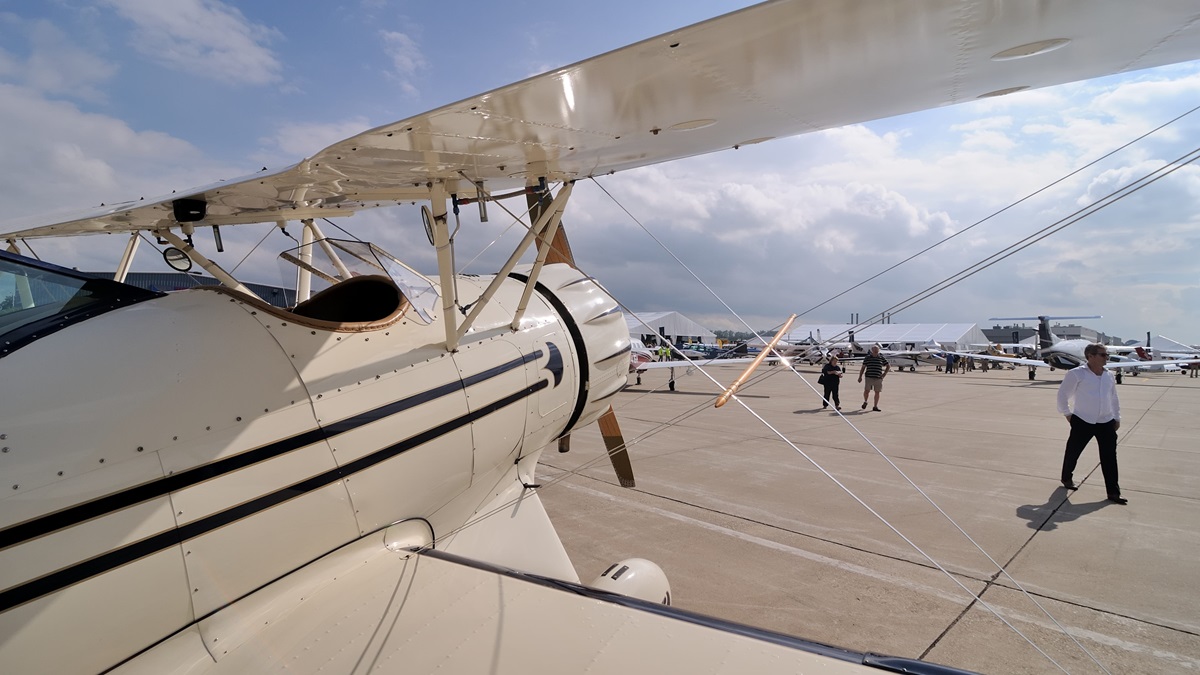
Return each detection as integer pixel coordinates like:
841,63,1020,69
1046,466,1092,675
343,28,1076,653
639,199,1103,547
517,263,630,431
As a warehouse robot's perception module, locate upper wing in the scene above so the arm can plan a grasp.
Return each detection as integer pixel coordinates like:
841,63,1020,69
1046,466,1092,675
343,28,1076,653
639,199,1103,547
6,0,1200,238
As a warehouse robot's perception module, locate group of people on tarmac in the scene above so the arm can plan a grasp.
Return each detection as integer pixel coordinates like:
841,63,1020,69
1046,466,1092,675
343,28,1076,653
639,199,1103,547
816,342,1127,504
941,353,987,373
819,344,891,412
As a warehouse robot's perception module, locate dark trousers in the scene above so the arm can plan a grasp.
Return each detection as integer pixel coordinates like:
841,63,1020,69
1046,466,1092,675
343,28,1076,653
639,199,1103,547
822,383,840,407
1062,415,1120,496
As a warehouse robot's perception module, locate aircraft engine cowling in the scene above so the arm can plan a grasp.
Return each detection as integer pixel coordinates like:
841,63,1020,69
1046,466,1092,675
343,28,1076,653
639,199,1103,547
512,263,629,434
589,558,672,605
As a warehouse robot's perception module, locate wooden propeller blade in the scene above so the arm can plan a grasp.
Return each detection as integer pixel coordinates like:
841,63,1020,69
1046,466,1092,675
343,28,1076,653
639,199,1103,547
529,189,630,486
544,222,576,267
528,188,576,267
598,405,635,488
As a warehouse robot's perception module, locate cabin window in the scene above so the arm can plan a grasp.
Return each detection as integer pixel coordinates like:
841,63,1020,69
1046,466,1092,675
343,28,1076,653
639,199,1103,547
0,251,161,357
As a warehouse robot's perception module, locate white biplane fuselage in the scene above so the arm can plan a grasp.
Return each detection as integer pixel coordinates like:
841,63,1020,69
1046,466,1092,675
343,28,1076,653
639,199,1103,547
0,253,629,673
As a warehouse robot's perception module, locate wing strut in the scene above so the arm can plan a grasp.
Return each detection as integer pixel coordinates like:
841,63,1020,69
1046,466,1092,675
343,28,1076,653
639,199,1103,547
509,183,572,330
157,229,261,300
429,182,460,351
114,232,140,283
455,182,573,340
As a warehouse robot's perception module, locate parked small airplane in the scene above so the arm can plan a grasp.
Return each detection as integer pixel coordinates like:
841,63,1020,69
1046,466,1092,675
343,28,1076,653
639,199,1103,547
4,2,1200,673
833,340,947,372
951,316,1199,379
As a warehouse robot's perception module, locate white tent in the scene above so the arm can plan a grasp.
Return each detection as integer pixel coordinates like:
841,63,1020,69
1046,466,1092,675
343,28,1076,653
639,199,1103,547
626,311,716,346
784,323,988,352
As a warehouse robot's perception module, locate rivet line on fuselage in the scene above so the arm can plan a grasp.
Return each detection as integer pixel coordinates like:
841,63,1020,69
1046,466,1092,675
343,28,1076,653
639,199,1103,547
0,379,549,613
0,350,544,552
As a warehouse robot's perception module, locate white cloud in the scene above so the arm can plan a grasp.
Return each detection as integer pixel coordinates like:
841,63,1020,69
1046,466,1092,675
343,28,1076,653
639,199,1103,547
0,19,118,100
101,0,282,86
255,117,375,164
0,46,19,78
0,82,231,224
380,30,426,96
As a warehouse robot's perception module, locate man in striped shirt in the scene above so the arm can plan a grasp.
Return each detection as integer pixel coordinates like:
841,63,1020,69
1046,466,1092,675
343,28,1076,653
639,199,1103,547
1057,342,1125,504
857,344,891,412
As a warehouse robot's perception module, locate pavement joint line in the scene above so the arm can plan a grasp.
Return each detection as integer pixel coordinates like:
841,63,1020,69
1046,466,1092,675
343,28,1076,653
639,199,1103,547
920,479,1093,660
547,367,1200,671
552,478,987,606
550,450,1200,649
542,463,995,585
551,478,1200,667
984,579,1200,638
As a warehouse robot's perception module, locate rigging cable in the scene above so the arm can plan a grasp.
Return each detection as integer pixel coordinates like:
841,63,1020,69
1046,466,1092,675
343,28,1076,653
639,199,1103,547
816,143,1200,348
427,181,1075,672
587,177,1079,673
229,223,276,275
19,239,40,261
424,111,1200,672
796,103,1200,322
322,217,365,242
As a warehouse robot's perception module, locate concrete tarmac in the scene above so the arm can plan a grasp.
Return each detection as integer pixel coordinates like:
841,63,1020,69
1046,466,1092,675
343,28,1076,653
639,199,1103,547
536,362,1200,674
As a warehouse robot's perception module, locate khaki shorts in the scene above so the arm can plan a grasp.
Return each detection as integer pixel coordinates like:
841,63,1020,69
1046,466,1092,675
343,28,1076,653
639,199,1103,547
863,376,883,393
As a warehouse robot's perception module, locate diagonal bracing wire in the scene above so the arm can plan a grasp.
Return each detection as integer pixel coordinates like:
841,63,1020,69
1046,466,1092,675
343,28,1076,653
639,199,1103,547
416,119,1199,671
796,103,1200,323
586,178,1081,673
834,145,1200,347
430,175,1080,672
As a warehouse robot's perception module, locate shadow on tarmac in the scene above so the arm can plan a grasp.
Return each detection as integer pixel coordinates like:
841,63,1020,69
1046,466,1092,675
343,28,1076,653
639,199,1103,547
794,406,869,414
622,387,769,398
1016,487,1113,531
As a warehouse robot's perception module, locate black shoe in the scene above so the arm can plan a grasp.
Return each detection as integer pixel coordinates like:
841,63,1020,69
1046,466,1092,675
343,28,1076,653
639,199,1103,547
872,407,881,412
861,401,868,409
823,404,828,409
836,406,841,410
1107,495,1128,505
1061,480,1078,491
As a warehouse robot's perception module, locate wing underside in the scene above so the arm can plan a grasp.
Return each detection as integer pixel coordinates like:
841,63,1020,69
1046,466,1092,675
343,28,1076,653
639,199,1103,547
6,0,1200,238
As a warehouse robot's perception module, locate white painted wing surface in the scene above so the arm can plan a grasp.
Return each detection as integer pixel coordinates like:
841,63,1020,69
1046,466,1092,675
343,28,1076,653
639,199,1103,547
6,0,1200,238
637,356,790,369
951,351,1200,370
947,351,1046,368
110,538,914,675
1104,358,1200,370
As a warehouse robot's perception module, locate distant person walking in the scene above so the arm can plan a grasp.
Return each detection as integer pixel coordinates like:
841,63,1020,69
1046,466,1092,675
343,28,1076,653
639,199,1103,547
858,345,891,411
821,355,843,410
1057,343,1126,504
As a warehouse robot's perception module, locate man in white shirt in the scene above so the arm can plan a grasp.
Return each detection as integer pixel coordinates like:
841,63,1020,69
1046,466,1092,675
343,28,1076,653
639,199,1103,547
1057,343,1125,504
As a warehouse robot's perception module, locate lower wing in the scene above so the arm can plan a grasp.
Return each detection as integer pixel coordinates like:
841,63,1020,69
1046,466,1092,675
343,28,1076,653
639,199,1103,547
110,523,963,674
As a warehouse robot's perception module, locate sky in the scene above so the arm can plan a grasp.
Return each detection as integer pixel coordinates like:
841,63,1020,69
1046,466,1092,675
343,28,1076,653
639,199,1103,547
2,1,1199,345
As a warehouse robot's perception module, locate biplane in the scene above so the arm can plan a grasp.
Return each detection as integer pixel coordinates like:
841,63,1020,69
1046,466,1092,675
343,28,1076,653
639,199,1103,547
4,1,1200,672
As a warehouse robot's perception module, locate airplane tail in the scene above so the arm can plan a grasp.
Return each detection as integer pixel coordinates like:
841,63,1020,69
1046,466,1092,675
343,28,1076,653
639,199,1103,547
1036,318,1059,350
